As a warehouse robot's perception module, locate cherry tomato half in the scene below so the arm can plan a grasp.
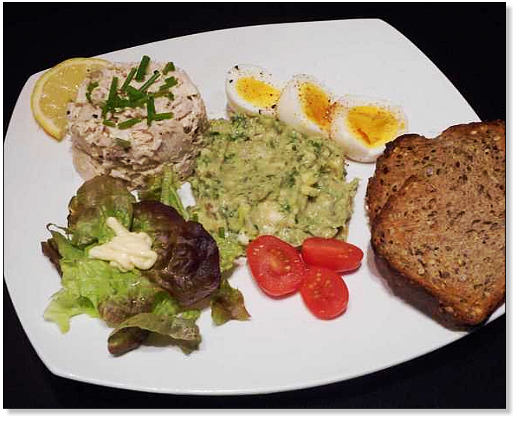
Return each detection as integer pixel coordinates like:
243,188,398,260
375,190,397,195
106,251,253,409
301,237,364,273
246,235,307,297
300,266,349,320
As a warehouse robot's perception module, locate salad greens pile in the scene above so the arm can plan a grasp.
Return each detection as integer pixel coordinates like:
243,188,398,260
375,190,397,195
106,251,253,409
42,175,249,356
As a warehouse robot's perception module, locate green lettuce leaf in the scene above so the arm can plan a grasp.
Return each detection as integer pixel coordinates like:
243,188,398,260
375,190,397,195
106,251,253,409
41,227,85,275
151,290,181,316
67,175,135,247
137,165,189,220
43,289,98,333
43,248,162,332
42,229,99,332
42,225,160,329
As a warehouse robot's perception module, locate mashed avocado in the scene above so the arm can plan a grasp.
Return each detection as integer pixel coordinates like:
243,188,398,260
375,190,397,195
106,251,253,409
189,114,358,269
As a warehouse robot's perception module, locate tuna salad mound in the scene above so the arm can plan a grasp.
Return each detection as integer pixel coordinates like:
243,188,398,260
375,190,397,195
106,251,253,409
67,56,207,189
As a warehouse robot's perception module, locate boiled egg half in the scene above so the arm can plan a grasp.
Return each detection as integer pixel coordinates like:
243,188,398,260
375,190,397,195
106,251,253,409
277,74,334,138
330,95,408,162
226,65,282,116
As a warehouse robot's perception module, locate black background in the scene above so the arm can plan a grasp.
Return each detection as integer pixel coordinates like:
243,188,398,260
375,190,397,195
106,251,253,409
3,2,506,409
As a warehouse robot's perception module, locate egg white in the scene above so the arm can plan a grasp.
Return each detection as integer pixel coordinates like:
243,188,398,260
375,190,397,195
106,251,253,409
330,95,408,163
225,64,282,116
277,74,334,138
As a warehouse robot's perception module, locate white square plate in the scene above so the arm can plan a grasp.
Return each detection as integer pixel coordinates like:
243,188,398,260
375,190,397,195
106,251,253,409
4,19,504,395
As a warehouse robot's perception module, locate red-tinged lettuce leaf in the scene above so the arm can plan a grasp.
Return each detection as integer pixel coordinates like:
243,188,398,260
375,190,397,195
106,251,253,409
42,239,63,276
132,201,221,306
107,326,150,356
98,293,157,328
67,175,135,247
99,289,181,328
108,313,201,356
211,279,251,326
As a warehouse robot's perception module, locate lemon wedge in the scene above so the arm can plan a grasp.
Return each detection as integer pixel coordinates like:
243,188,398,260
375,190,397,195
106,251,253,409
31,57,111,140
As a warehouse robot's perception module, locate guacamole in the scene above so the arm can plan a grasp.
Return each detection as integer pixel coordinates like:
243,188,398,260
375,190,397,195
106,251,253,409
189,114,358,268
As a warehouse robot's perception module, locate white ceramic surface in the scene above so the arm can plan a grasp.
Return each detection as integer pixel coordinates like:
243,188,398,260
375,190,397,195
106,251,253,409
4,19,504,395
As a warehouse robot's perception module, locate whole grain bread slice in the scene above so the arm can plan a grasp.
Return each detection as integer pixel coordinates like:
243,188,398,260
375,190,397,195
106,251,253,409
369,121,506,328
371,175,505,328
366,121,506,223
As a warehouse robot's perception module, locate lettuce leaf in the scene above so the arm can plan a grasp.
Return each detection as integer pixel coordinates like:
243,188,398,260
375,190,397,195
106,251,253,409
43,289,98,333
105,291,201,356
132,201,221,306
43,241,200,356
42,174,249,356
42,227,163,332
108,291,202,355
42,229,96,332
67,175,135,247
43,258,161,331
137,165,189,220
108,313,201,356
211,279,250,326
41,227,85,275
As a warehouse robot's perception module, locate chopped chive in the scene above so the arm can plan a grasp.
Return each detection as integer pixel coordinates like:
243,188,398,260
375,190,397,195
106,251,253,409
153,112,173,121
158,76,178,91
218,227,225,238
126,85,145,100
107,77,119,103
135,55,150,82
162,62,176,74
130,96,148,108
118,118,142,130
103,120,116,127
146,97,156,125
112,97,132,109
125,85,142,95
139,71,161,93
102,77,119,117
115,138,132,148
121,67,137,92
125,86,148,107
152,91,175,101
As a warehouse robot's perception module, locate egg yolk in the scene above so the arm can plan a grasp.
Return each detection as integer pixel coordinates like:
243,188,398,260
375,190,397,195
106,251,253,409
347,106,402,147
236,77,280,108
299,83,331,132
